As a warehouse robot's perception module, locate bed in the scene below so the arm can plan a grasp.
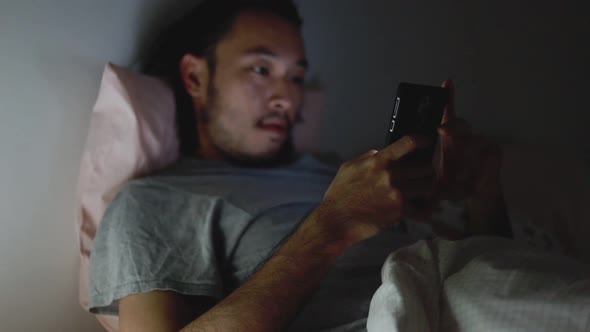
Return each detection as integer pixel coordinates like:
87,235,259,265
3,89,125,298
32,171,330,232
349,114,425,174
76,64,590,331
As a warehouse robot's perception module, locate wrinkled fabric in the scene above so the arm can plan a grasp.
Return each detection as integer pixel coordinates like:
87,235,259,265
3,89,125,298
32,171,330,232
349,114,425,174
78,63,327,331
367,237,590,332
88,156,417,331
77,64,178,325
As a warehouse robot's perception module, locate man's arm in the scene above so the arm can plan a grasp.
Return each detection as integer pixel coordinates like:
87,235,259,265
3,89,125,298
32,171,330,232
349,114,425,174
464,146,513,238
118,203,348,332
181,205,352,332
182,137,432,331
119,291,215,332
118,136,433,332
465,195,512,237
435,80,512,239
435,143,513,239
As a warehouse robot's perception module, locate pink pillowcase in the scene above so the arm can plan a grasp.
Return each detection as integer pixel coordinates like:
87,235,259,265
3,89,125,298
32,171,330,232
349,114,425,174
76,63,325,331
76,63,179,331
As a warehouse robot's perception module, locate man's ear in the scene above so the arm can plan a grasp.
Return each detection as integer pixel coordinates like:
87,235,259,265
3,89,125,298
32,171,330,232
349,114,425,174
179,54,210,102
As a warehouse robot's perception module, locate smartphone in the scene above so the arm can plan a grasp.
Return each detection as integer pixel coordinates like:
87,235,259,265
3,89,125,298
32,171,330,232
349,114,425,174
384,82,449,164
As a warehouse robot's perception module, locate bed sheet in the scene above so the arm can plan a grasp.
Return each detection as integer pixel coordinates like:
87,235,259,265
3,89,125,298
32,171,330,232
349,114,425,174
367,237,590,332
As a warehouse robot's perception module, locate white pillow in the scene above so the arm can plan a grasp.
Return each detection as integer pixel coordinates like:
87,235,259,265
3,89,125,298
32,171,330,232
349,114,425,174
76,63,326,331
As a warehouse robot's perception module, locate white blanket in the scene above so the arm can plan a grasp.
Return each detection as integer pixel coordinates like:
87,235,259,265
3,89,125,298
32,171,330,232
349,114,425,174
367,237,590,331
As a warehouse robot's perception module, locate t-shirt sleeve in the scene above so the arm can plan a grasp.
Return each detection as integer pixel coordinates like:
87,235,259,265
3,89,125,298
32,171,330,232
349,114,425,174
88,181,224,315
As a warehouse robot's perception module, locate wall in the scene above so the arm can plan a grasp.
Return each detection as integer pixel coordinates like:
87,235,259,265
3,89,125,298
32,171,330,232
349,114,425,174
0,1,195,331
297,0,590,159
0,0,588,331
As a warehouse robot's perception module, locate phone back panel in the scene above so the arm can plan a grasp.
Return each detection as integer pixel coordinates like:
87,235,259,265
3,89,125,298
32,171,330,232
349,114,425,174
385,83,449,163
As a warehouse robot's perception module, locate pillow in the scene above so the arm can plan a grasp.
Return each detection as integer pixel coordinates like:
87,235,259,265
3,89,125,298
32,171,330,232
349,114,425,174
76,63,178,331
76,63,326,331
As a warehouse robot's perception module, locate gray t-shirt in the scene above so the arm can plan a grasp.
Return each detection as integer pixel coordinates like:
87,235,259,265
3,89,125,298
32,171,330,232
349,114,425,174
88,155,418,331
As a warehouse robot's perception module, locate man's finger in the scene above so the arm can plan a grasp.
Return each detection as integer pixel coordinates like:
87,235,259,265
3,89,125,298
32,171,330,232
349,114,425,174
354,149,379,162
441,79,455,124
438,118,471,138
378,135,431,162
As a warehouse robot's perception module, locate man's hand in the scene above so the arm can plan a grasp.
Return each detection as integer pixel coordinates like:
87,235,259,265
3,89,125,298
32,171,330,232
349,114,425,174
433,80,511,237
179,140,434,332
317,135,435,246
433,80,503,201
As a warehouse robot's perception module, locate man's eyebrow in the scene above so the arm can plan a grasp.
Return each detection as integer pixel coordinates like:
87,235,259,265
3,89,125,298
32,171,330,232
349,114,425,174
242,46,309,70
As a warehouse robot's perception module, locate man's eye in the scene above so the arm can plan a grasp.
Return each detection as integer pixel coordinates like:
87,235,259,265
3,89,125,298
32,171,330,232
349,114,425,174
251,66,269,76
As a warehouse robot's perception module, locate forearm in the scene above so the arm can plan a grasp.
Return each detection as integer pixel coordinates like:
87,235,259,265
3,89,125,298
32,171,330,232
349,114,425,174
181,207,349,332
465,148,512,238
465,195,512,238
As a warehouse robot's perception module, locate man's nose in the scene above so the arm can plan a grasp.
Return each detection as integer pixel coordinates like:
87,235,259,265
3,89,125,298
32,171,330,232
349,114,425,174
268,80,295,116
270,97,292,112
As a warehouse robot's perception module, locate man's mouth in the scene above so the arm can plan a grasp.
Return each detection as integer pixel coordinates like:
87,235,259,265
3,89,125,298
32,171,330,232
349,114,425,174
258,123,287,136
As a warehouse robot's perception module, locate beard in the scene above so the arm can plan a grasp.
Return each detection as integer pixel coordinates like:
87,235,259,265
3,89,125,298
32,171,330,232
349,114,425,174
199,83,297,167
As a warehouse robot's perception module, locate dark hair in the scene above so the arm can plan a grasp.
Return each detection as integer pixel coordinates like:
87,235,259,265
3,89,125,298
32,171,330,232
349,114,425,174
142,0,303,157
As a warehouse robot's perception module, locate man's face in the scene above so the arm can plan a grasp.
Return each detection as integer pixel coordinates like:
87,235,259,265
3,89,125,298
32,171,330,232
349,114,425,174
193,10,307,164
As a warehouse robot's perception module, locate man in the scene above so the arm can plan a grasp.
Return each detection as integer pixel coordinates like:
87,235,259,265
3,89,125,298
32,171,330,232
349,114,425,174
88,1,509,331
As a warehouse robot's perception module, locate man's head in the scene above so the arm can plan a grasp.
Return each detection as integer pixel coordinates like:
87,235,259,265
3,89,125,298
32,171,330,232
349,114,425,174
144,0,306,165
